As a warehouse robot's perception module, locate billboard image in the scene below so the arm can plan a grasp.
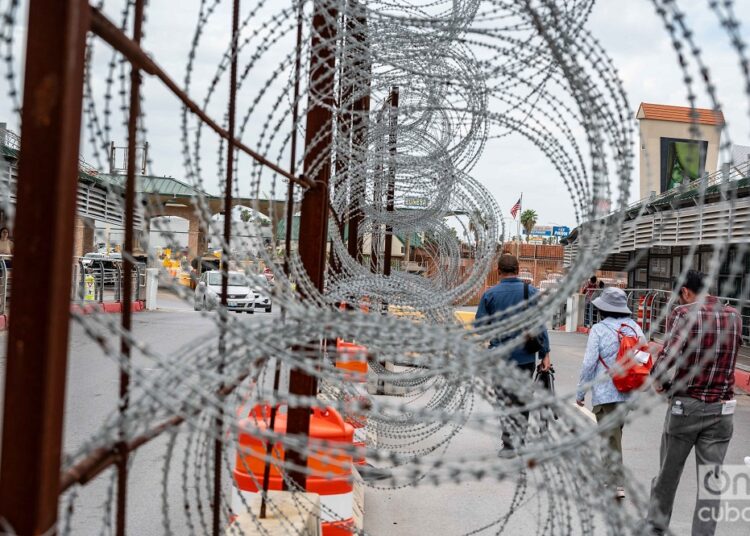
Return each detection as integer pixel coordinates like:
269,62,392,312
660,137,708,193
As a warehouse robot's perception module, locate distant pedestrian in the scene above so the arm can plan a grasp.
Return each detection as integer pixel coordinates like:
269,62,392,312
645,270,743,535
581,276,598,327
576,287,645,500
475,254,551,456
0,227,13,255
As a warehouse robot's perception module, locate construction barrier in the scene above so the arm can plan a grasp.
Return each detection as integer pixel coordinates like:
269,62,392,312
636,296,646,328
334,339,369,466
233,405,355,535
334,339,368,380
637,293,655,333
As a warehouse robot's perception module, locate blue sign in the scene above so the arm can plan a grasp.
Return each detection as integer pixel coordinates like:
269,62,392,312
552,226,570,237
530,227,552,237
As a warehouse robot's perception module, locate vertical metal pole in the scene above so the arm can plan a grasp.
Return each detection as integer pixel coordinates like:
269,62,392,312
382,86,398,277
329,4,354,276
214,1,240,533
116,3,144,533
0,1,89,534
370,97,389,276
261,0,305,520
285,0,338,491
282,0,305,279
346,2,369,263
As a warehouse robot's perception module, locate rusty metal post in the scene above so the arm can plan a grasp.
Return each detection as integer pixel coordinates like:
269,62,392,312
213,1,241,533
346,1,370,263
116,2,145,534
284,0,339,491
282,0,305,279
329,5,355,276
0,0,89,533
382,86,399,277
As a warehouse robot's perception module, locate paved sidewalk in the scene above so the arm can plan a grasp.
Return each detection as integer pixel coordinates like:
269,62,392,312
365,331,750,535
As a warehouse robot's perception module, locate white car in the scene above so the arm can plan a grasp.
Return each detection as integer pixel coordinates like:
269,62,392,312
194,270,256,313
253,285,272,313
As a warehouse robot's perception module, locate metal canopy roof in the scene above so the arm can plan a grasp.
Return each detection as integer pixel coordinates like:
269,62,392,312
96,173,218,199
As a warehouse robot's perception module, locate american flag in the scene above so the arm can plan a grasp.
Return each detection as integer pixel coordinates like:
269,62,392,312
510,197,521,219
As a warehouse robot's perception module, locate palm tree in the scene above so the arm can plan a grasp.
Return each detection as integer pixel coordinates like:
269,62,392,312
520,209,538,242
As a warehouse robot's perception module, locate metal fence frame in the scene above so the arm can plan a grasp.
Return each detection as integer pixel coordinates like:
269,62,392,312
0,1,332,534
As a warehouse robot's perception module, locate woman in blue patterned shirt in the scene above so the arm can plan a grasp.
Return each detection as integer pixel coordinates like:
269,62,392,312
575,287,645,500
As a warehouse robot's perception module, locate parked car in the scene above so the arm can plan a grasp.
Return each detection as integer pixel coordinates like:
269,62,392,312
194,270,256,313
253,285,272,313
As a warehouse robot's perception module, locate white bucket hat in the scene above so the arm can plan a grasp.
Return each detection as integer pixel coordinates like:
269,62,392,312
592,287,631,314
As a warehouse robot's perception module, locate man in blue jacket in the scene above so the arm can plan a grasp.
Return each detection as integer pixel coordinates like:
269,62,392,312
475,254,551,455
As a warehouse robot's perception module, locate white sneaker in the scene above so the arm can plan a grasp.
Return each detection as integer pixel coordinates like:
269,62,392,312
615,487,626,500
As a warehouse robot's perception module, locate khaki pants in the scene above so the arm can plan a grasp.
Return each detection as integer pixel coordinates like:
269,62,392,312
646,396,734,536
592,402,627,488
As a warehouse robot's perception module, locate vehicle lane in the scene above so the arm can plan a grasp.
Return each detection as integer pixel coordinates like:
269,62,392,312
0,289,278,534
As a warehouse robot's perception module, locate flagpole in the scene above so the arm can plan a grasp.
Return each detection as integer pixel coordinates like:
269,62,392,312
516,193,522,257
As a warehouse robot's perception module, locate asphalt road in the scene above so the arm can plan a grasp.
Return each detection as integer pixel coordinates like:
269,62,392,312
0,296,749,535
0,290,279,535
363,331,750,536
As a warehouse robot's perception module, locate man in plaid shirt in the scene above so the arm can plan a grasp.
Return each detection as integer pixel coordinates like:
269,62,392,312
646,270,743,535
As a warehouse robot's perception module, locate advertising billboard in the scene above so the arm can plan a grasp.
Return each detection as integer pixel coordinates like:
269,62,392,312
660,137,708,193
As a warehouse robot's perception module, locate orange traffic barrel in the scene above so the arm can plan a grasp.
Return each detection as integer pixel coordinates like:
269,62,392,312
334,338,370,466
335,338,368,380
643,294,654,333
233,404,355,535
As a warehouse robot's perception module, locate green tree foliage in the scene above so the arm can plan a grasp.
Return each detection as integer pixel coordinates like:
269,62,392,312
520,209,538,242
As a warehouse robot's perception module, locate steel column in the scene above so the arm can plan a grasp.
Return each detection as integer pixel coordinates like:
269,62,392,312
346,1,369,263
0,0,89,533
330,4,356,276
285,0,339,491
116,2,145,534
382,86,399,277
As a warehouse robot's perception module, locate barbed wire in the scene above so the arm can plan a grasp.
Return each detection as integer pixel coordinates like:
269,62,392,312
0,0,748,534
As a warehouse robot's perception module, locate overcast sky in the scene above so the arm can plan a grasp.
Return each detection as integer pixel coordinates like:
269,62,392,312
2,0,749,233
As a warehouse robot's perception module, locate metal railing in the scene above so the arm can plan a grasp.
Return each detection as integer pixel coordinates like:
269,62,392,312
0,256,10,315
72,257,146,304
624,158,750,213
2,126,100,177
600,288,750,347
